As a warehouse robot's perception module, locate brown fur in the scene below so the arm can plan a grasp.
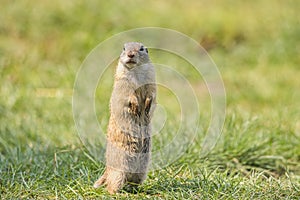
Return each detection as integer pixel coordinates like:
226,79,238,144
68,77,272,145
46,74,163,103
94,42,156,194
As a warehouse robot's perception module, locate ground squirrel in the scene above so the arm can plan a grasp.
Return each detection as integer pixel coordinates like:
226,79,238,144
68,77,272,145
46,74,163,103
93,42,156,194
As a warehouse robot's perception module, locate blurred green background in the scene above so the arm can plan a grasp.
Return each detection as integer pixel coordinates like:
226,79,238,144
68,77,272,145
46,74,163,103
1,0,299,198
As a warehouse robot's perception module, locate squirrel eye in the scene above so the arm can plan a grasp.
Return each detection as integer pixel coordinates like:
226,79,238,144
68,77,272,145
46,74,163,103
145,48,148,53
139,46,144,51
123,47,125,51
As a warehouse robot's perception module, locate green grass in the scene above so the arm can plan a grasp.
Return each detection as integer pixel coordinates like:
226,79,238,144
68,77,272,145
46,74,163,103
1,0,300,199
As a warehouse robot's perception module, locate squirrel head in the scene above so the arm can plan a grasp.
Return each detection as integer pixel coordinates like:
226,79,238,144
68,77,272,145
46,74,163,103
120,42,150,69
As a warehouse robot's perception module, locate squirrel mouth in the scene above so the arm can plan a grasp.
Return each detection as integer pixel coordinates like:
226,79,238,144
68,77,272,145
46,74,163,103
126,60,137,64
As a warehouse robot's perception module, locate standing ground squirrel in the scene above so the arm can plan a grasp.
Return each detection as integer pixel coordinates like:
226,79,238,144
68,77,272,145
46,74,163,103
93,42,156,194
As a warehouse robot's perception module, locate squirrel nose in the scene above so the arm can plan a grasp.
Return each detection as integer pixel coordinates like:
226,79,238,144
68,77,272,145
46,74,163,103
127,52,135,58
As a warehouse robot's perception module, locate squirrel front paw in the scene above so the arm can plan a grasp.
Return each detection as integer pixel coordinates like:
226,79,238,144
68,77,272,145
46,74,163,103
145,97,152,116
128,95,139,115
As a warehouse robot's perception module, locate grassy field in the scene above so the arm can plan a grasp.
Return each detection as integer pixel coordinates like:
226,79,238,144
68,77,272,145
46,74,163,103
1,0,300,199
